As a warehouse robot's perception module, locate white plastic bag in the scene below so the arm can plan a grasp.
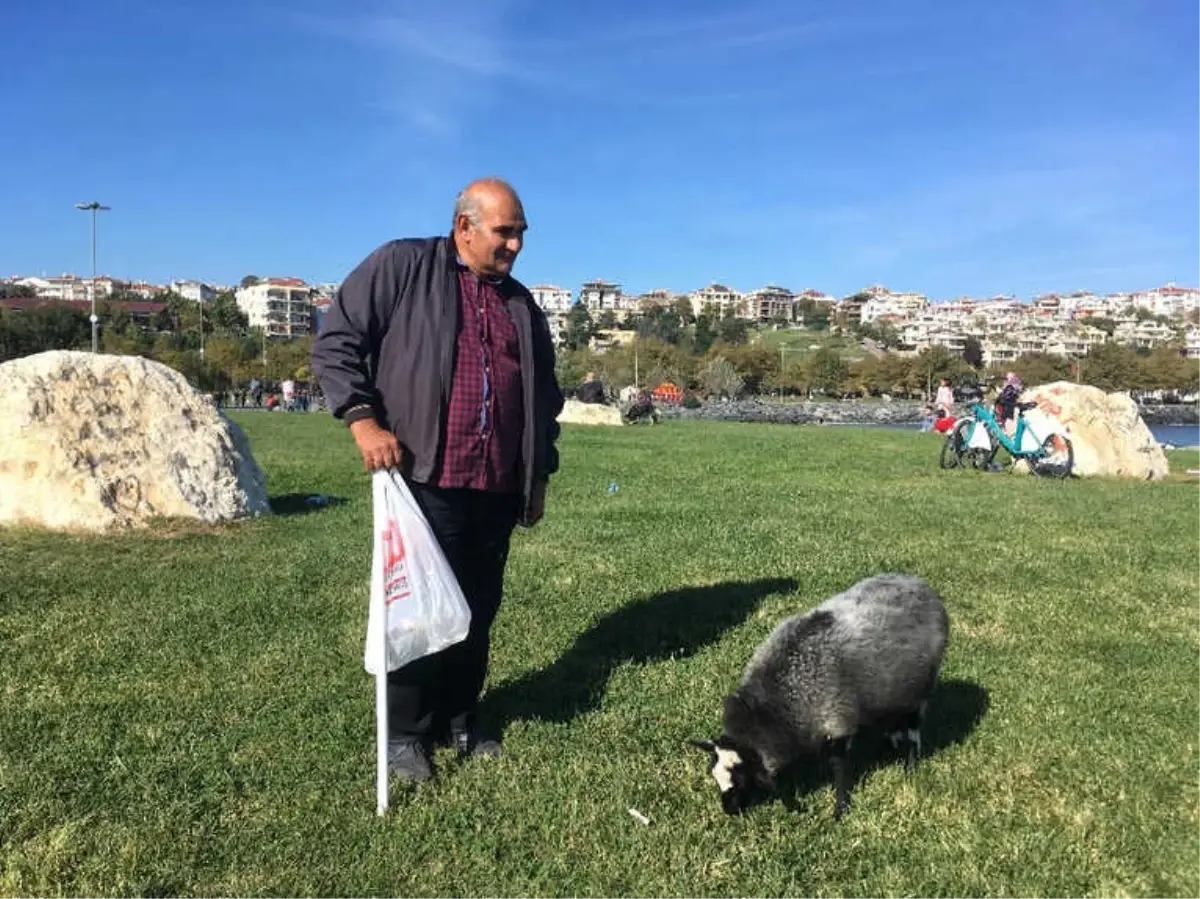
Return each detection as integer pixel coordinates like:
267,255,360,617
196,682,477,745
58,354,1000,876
367,469,471,815
365,469,472,676
967,420,993,451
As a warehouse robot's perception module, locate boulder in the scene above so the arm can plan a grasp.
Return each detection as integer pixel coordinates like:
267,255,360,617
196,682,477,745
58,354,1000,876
557,398,624,426
0,351,271,531
1022,381,1168,480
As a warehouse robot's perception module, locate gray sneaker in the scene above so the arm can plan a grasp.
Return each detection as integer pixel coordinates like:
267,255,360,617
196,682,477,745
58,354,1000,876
388,738,434,782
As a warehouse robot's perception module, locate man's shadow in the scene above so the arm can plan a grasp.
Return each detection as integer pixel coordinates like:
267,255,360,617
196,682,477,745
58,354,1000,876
769,678,991,815
482,577,799,727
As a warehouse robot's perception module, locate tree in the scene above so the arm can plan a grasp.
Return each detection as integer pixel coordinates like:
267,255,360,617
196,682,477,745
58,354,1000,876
806,347,850,395
596,310,618,330
239,275,261,288
1080,342,1138,392
0,282,36,298
962,336,984,369
692,314,717,355
700,356,744,398
563,304,594,351
209,291,249,334
716,315,750,345
795,298,830,331
673,296,695,326
1084,316,1118,337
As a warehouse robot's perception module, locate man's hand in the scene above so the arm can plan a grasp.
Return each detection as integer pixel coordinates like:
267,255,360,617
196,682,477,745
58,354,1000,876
349,418,403,472
525,479,548,526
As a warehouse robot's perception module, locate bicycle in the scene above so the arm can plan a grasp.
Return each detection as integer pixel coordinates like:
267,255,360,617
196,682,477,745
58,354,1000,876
940,401,1074,478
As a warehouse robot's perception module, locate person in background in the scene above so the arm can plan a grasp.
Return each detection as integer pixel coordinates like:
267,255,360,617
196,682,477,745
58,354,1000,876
995,372,1023,435
934,378,955,417
578,371,606,404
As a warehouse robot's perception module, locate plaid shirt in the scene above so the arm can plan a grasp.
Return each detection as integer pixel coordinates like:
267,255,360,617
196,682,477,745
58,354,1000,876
436,264,524,493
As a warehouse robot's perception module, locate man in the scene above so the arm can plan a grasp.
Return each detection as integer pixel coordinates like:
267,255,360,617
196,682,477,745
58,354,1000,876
578,371,606,404
312,178,564,782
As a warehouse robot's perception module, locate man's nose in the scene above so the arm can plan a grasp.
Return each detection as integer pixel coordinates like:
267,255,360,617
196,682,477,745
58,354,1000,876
506,236,523,254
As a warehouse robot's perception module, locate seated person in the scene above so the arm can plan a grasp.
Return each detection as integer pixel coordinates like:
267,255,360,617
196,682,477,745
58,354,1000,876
578,371,606,404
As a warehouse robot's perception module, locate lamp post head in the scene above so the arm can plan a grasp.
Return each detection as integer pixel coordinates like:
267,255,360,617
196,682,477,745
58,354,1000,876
75,202,111,211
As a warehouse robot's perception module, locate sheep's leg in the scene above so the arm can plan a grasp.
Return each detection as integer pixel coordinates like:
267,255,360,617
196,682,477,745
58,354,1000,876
904,706,925,774
828,737,852,820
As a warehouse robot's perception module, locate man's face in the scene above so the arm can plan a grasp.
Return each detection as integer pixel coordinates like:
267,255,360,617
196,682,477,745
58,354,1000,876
457,193,527,278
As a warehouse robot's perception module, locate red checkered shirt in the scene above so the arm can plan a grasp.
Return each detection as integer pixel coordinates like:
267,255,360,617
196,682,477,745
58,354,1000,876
436,264,524,493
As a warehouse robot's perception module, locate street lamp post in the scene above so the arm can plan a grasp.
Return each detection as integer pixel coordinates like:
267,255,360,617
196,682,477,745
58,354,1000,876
75,201,111,353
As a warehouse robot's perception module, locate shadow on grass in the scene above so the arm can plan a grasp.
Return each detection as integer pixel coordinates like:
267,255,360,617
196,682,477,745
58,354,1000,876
269,493,347,516
770,678,991,817
482,577,798,728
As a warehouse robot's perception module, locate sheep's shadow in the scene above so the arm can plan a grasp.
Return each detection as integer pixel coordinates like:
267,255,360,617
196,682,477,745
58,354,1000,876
268,493,347,516
481,577,798,729
767,678,990,816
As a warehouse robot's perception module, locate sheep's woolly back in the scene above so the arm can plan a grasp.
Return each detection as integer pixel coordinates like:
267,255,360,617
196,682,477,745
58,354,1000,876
727,573,948,774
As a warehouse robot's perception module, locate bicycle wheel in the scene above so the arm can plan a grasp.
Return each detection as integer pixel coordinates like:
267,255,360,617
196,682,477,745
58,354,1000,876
940,419,970,469
936,427,964,472
1032,433,1074,479
960,419,998,470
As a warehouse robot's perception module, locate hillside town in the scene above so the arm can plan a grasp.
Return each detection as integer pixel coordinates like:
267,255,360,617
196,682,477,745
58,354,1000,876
3,271,1198,364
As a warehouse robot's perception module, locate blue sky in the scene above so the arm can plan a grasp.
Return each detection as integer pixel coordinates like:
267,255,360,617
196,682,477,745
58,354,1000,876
2,0,1196,300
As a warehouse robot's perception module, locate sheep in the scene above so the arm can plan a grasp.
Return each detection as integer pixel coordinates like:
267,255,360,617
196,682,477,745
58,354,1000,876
690,573,949,819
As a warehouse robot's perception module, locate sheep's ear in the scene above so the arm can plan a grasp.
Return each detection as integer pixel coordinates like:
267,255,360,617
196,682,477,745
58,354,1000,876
688,739,717,753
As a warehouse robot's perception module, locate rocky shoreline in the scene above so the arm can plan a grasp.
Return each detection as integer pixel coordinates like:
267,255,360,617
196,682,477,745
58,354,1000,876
655,398,1198,426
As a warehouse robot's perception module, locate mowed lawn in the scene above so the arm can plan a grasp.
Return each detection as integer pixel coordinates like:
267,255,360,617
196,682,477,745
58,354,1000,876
1,413,1197,897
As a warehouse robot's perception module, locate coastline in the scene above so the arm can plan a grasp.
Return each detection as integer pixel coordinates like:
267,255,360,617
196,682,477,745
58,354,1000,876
653,398,1199,448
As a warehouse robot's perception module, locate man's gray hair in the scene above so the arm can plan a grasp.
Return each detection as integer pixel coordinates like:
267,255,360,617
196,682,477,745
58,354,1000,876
452,177,520,228
453,189,483,227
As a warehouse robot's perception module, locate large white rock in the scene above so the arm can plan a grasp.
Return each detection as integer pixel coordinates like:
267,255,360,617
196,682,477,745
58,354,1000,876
0,351,271,531
557,398,624,426
1021,381,1169,480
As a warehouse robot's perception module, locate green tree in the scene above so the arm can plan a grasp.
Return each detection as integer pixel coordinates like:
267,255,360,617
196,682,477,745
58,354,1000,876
692,314,717,356
673,296,695,326
209,291,249,334
806,346,850,395
716,315,750,345
562,304,595,351
1080,342,1138,392
239,275,261,288
962,336,984,369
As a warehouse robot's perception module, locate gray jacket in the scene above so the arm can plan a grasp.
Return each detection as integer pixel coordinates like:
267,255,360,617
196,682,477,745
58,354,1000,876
311,235,564,523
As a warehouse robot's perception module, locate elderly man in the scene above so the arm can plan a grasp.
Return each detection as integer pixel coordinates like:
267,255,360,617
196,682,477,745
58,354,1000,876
312,178,564,782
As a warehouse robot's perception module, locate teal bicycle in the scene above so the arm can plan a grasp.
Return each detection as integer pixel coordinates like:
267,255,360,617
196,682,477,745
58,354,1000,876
940,401,1075,478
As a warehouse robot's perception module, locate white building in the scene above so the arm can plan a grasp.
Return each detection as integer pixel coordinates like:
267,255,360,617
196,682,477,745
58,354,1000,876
235,277,313,338
1130,283,1200,318
579,280,626,313
169,279,218,303
858,285,929,323
688,283,744,318
1185,328,1200,359
15,275,89,302
529,284,574,313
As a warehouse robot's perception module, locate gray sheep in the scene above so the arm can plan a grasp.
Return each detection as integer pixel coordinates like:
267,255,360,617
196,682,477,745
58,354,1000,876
690,573,949,818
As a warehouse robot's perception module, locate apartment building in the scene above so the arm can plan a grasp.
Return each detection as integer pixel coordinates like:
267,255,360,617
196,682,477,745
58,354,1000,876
579,279,626,312
859,285,929,323
688,283,744,318
743,285,795,323
169,279,217,303
530,284,574,313
235,277,313,338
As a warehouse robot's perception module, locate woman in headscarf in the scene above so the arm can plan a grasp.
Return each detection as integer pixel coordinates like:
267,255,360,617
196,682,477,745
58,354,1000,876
994,372,1023,435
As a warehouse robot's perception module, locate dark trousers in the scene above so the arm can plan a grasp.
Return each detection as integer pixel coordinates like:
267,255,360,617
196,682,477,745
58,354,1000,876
387,481,519,741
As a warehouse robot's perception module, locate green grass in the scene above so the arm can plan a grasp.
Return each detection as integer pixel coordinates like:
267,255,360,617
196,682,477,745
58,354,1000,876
755,328,869,362
2,414,1197,897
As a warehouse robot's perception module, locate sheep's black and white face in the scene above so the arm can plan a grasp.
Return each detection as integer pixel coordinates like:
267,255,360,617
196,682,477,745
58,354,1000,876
689,739,756,815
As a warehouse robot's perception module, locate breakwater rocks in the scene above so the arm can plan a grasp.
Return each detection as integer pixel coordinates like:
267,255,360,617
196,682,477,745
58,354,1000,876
657,399,924,425
655,398,1198,426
